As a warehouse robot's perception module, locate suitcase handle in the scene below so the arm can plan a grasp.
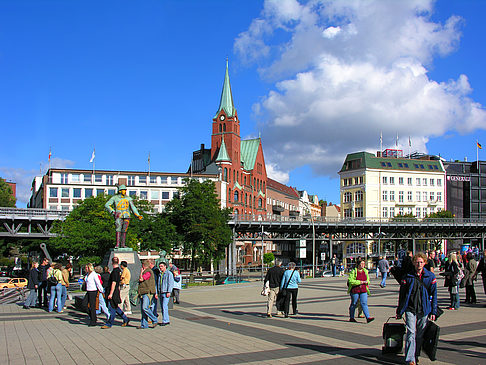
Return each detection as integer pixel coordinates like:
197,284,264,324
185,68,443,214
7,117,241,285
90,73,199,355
385,316,404,324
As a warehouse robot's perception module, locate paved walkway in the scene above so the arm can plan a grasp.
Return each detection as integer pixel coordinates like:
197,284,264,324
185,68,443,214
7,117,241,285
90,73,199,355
1,275,485,364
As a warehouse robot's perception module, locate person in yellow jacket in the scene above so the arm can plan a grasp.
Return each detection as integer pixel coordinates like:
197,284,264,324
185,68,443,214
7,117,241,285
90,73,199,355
347,258,374,323
105,184,142,248
47,263,64,313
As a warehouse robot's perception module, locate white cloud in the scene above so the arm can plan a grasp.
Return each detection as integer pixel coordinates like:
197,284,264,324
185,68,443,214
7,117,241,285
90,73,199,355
0,158,74,207
266,163,290,184
235,0,486,177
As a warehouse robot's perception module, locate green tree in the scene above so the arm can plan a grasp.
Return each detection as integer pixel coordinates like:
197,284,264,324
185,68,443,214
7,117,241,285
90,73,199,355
425,210,454,219
166,178,232,272
0,178,16,207
263,252,275,265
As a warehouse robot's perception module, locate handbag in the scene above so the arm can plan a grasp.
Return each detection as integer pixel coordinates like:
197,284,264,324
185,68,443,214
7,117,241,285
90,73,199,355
261,281,270,296
280,270,296,298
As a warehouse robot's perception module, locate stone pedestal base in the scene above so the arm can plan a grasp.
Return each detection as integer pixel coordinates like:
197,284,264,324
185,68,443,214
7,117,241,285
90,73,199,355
102,248,141,288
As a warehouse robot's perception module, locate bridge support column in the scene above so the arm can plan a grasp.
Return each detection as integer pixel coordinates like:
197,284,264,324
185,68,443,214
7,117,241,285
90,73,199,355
412,238,416,255
482,233,485,252
329,237,333,260
231,228,237,275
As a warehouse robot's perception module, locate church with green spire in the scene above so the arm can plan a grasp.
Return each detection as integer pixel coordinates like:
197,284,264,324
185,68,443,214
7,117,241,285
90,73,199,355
191,60,268,217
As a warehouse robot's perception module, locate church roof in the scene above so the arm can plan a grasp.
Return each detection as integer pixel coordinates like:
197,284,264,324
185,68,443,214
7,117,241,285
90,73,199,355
215,60,236,118
240,138,261,171
215,137,231,162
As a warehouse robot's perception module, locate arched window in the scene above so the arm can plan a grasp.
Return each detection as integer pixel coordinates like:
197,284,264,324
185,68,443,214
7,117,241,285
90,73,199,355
234,190,239,202
224,168,228,182
219,124,222,132
228,188,231,202
258,198,262,208
223,123,226,132
233,170,236,182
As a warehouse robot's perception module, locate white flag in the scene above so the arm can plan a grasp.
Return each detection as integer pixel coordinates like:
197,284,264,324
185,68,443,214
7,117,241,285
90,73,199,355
90,149,95,163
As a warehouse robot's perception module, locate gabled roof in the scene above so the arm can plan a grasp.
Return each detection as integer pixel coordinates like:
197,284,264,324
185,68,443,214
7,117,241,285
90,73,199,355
215,60,236,118
240,138,260,171
267,178,299,198
340,152,445,173
215,137,231,162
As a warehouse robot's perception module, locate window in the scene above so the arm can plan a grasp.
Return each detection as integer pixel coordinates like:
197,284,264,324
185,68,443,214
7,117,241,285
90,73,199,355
390,207,395,218
407,178,412,185
344,209,352,218
407,191,412,201
140,191,148,200
387,162,392,167
61,173,68,184
404,163,409,168
84,174,92,183
95,174,102,183
160,191,168,200
382,207,388,218
407,207,412,215
61,206,70,211
359,176,364,184
71,174,80,183
398,191,404,202
416,192,421,202
390,177,395,185
430,178,434,186
49,188,58,198
129,191,136,197
398,163,403,168
382,190,388,201
355,191,363,201
127,176,136,186
85,188,93,198
258,198,263,208
61,188,69,198
437,179,442,187
382,176,388,184
106,175,114,185
416,207,421,217
161,176,169,184
355,207,363,218
224,169,228,182
150,176,157,184
107,189,116,195
437,192,442,202
428,165,434,170
234,191,239,202
399,177,404,185
416,178,421,186
139,176,147,184
344,192,352,202
430,192,435,201
414,164,419,168
381,162,386,167
389,191,395,201
96,189,105,196
73,188,81,198
420,164,424,169
422,178,427,186
399,207,404,215
343,178,348,186
151,190,159,200
423,192,428,201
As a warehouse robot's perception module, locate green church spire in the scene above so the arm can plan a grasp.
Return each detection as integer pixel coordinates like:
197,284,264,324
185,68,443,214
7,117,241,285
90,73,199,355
215,59,236,118
216,136,231,162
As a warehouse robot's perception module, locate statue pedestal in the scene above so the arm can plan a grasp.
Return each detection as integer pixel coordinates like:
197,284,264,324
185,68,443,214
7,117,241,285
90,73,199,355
102,248,141,288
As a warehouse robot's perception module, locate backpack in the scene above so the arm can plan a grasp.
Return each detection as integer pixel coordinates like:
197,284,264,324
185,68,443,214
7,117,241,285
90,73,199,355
47,270,59,285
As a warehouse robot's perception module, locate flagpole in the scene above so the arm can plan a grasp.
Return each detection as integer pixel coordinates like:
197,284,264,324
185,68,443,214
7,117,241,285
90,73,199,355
148,152,151,180
380,131,383,157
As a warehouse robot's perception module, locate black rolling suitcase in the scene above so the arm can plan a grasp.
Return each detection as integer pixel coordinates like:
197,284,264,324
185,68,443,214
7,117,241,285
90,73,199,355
422,320,440,361
382,317,406,354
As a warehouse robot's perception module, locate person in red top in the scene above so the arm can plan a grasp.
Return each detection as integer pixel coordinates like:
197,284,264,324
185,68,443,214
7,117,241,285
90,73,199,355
347,258,374,323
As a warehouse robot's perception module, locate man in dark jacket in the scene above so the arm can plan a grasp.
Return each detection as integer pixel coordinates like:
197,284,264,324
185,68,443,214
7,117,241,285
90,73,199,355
37,258,50,307
396,252,437,365
101,257,129,329
264,259,284,317
24,261,40,309
473,249,486,295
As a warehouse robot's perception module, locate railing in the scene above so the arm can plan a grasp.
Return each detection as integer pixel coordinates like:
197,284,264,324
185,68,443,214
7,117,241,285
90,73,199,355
0,207,70,219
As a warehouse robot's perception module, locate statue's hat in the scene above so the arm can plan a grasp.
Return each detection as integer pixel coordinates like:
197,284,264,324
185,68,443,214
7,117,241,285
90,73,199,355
118,184,127,191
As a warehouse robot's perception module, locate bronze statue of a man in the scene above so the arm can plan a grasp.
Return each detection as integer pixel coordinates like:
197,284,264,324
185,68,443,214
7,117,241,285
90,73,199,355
105,184,142,248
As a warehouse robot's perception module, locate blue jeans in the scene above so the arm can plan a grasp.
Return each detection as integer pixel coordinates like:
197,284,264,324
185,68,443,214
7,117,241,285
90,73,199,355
60,285,67,309
450,286,460,309
96,292,110,318
332,265,336,277
140,294,158,328
48,283,62,312
404,311,428,363
105,300,128,327
24,288,38,307
152,294,158,318
349,292,370,319
159,293,170,324
380,272,387,287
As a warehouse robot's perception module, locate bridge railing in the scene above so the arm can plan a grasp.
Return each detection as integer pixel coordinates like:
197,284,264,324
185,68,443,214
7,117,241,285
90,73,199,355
0,207,70,219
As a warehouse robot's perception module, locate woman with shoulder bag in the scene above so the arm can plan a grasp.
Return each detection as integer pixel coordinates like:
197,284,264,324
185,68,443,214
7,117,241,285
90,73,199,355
347,258,374,323
84,263,104,326
48,263,63,313
280,262,301,318
443,252,461,310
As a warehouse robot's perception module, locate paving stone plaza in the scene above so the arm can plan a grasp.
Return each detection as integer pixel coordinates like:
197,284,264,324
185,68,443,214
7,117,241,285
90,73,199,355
1,275,485,364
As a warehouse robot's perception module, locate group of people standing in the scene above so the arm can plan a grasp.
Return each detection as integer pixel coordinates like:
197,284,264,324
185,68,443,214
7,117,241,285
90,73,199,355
23,258,72,313
83,258,181,329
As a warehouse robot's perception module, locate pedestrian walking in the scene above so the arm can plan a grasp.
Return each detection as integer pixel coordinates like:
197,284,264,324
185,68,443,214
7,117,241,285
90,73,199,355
119,261,132,314
464,252,477,304
280,262,301,318
348,258,374,323
172,268,182,304
101,257,129,329
396,252,438,365
158,262,174,326
331,255,337,277
378,256,390,288
264,259,284,318
85,263,104,327
23,261,39,309
443,252,461,310
138,259,158,329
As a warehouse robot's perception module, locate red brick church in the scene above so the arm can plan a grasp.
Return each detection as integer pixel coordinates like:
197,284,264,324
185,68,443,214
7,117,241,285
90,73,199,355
192,61,267,217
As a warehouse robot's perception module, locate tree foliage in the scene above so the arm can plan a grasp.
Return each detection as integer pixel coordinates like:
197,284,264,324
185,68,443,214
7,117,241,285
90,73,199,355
165,178,232,271
426,210,454,219
0,177,16,207
263,252,275,265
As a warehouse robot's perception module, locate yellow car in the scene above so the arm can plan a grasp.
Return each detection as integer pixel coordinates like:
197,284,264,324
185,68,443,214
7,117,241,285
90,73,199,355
0,278,28,289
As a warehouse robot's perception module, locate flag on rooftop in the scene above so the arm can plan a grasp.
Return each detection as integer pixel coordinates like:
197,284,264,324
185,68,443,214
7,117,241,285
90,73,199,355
90,148,95,163
477,141,482,149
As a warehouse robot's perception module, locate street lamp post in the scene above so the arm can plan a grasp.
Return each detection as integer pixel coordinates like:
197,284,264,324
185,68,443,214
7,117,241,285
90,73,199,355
300,199,316,278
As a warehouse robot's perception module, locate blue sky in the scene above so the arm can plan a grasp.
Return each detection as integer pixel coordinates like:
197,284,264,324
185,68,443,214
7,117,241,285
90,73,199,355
1,0,486,208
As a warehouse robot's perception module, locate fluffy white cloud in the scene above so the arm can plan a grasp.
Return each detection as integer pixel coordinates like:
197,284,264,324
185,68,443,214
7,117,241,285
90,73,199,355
235,0,486,178
0,158,74,207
